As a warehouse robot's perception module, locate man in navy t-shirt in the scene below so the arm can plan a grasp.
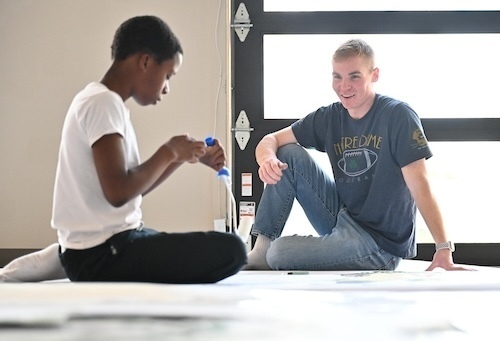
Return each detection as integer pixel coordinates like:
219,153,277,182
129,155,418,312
244,39,464,271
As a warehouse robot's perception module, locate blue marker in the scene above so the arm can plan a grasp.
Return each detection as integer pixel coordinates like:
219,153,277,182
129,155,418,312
205,137,231,182
205,137,239,236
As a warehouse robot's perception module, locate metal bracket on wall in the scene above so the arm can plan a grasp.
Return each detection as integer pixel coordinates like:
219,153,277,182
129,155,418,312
231,3,252,42
232,110,254,150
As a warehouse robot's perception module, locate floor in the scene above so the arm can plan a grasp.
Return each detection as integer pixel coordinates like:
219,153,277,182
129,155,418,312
0,260,499,340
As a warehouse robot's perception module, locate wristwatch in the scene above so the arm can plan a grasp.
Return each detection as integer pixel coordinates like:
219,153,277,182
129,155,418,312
435,241,455,252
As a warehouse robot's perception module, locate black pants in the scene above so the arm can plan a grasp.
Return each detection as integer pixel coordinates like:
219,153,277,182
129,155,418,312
59,228,247,284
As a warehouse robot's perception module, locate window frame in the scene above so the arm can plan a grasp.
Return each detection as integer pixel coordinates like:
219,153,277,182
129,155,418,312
231,0,500,265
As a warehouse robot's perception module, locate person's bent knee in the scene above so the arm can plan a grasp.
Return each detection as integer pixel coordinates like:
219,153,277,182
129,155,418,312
276,144,306,162
266,237,295,270
224,233,248,267
212,232,248,272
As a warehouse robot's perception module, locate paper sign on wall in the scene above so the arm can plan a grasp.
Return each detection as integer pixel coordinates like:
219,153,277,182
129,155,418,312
241,173,252,196
239,201,255,221
239,201,255,251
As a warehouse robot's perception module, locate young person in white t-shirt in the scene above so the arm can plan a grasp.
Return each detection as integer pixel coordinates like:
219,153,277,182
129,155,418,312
1,15,246,283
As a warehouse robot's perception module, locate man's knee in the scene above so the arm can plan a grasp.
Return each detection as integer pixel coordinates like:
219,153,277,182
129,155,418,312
266,237,293,270
276,144,305,162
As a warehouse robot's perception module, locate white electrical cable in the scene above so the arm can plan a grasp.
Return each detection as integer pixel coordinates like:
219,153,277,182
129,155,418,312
212,0,239,235
219,170,251,243
213,0,223,137
218,172,238,235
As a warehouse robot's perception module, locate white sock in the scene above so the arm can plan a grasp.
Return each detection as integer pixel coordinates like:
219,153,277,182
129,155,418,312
0,243,67,282
242,235,272,270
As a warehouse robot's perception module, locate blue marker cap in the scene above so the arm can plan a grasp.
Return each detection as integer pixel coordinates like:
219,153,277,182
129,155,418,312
205,137,215,146
218,167,230,177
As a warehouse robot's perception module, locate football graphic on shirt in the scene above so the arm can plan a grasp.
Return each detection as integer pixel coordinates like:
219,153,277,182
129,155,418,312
337,148,378,177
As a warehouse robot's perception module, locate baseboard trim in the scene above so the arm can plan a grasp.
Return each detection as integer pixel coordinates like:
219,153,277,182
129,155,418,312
0,249,40,267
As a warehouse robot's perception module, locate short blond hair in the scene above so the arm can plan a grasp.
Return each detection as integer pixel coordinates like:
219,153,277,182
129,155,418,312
333,39,375,70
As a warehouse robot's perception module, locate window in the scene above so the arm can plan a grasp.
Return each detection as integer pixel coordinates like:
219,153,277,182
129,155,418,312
264,0,500,12
264,34,500,119
232,0,500,265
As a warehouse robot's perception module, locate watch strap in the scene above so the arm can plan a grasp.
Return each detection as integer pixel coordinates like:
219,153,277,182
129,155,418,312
435,241,455,252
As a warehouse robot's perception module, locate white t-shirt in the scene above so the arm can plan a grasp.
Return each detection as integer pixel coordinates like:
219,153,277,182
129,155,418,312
51,82,142,250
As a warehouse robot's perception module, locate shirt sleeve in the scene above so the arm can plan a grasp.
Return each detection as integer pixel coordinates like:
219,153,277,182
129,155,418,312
390,102,433,168
79,92,127,146
292,105,334,152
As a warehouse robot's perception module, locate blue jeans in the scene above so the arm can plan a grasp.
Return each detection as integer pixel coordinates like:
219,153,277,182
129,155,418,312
252,144,401,271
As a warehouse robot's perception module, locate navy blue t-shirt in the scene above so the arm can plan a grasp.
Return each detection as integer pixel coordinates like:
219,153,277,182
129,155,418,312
291,94,432,258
